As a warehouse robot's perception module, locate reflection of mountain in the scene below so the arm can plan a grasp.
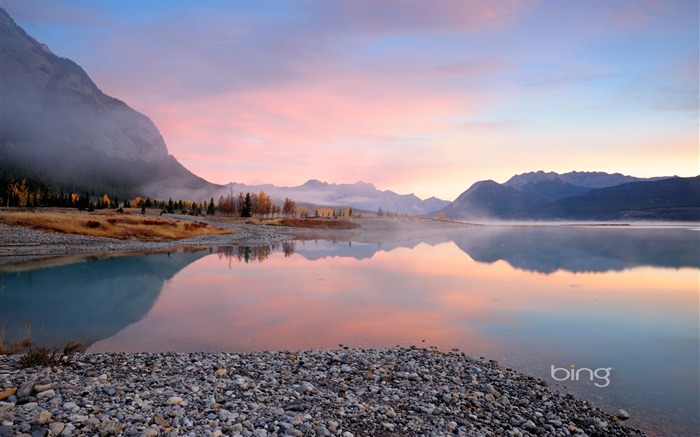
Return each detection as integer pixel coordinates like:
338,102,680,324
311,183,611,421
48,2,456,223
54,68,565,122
293,238,443,261
0,250,208,349
450,226,700,274
225,227,700,272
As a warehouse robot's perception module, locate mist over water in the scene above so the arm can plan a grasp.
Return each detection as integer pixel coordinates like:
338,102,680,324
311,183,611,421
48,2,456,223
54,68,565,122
2,226,698,436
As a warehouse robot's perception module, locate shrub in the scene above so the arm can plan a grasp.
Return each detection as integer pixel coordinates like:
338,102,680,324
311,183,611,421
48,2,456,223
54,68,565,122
85,220,101,228
18,341,83,368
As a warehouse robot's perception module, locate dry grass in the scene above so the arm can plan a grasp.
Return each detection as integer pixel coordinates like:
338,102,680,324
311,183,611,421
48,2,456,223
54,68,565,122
0,210,233,240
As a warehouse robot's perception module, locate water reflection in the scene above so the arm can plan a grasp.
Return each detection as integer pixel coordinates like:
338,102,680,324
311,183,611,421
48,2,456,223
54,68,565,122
0,250,209,349
450,226,700,273
293,226,700,273
217,241,296,265
2,226,698,436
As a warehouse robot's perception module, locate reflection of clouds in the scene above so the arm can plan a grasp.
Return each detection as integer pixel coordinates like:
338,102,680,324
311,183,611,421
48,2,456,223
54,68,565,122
88,234,698,357
81,232,698,435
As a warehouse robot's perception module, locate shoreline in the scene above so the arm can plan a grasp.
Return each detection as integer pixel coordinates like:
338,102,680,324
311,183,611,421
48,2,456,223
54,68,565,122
0,347,646,436
3,212,695,269
0,215,293,269
0,215,473,269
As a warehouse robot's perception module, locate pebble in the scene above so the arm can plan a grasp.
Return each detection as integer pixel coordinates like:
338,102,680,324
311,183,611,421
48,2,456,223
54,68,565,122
0,348,647,436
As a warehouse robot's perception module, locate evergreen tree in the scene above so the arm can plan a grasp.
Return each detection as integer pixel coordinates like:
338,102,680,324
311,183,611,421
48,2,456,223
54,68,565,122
241,193,253,217
207,197,215,215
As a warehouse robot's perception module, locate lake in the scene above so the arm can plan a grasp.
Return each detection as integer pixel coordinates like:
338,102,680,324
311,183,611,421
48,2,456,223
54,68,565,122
1,225,698,436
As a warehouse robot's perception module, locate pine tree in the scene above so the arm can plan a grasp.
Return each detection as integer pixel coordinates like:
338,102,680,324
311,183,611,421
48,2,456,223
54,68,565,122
207,197,215,215
241,193,253,217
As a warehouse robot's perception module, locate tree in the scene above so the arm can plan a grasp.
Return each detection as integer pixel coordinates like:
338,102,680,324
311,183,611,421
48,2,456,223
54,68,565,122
282,197,296,217
102,194,111,209
236,192,245,216
207,197,215,215
439,211,445,220
256,191,272,218
241,193,253,217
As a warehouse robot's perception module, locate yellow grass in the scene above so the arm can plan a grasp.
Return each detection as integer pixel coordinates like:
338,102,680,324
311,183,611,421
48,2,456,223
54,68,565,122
0,210,234,241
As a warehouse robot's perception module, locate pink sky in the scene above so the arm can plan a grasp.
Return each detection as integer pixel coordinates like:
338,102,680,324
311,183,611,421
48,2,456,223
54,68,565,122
4,0,698,200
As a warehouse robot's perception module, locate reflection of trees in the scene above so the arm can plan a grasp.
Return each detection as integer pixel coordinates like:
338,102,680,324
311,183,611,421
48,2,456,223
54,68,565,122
217,241,296,266
282,241,296,258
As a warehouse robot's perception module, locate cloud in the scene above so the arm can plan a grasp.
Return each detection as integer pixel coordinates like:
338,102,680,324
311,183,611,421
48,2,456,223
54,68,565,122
309,0,524,34
4,0,697,200
1,0,108,26
429,59,512,77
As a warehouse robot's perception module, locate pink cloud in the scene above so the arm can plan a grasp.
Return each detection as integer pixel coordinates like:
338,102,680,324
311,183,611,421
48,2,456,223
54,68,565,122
16,0,694,200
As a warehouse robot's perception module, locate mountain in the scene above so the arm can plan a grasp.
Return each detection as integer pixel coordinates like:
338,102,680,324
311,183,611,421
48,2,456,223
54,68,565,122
504,170,663,190
223,179,450,215
439,180,549,219
529,176,700,221
438,173,700,221
0,8,218,199
517,179,592,201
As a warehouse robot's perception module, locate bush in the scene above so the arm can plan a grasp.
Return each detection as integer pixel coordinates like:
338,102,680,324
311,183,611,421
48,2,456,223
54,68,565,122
85,220,101,228
18,341,83,368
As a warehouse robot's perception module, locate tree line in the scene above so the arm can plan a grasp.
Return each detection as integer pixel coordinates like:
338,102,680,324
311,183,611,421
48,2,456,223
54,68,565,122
217,189,297,218
2,175,368,219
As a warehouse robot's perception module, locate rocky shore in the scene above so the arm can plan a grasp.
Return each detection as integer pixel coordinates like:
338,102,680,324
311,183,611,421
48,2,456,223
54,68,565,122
0,348,645,437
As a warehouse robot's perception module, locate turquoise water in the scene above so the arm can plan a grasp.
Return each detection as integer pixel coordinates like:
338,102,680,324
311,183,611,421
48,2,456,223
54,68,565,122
2,226,698,436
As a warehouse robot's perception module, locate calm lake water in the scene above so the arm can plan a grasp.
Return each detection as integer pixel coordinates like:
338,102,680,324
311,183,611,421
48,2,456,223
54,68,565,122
2,225,698,436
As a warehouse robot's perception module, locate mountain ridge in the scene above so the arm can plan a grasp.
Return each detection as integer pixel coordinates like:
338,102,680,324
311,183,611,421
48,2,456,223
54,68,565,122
438,173,700,221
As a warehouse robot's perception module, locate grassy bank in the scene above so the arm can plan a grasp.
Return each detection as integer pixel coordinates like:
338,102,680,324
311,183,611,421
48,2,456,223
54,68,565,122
0,209,233,240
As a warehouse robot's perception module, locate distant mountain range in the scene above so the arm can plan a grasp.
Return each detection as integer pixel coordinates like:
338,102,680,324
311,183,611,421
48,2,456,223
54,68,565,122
0,8,218,200
438,171,700,221
223,179,449,215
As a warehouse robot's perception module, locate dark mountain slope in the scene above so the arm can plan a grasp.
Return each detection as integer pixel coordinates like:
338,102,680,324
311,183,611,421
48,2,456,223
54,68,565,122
438,175,699,221
439,180,549,219
0,7,217,199
528,176,700,221
518,179,591,201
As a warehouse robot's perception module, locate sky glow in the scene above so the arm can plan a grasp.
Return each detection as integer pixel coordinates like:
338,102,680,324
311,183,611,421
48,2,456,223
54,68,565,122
3,0,698,200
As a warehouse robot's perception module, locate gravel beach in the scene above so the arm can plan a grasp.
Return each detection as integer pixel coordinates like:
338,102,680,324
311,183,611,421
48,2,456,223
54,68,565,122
0,348,645,437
